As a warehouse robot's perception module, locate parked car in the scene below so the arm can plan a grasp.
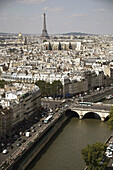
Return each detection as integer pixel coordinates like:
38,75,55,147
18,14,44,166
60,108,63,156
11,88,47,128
38,124,42,127
17,143,21,147
30,126,34,130
14,135,19,139
22,139,26,143
2,149,8,154
17,138,22,141
7,143,11,147
25,132,31,137
31,129,36,133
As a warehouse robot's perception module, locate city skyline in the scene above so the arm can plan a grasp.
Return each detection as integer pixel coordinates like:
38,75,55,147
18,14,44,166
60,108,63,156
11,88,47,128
0,0,113,35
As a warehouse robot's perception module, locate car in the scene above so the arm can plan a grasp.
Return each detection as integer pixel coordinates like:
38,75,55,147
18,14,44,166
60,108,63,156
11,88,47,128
2,149,8,154
26,129,31,132
1,143,5,147
31,129,36,133
19,131,23,136
14,135,19,139
25,132,31,137
38,124,42,127
22,139,26,143
17,143,21,147
107,154,112,158
109,144,113,147
7,143,11,147
17,138,22,141
65,104,69,107
50,109,53,112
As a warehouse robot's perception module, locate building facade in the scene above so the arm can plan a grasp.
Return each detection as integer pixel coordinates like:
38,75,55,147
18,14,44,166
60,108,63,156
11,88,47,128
0,83,41,139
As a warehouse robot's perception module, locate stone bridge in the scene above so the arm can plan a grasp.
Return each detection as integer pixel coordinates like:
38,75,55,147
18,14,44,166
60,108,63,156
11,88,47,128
68,103,111,121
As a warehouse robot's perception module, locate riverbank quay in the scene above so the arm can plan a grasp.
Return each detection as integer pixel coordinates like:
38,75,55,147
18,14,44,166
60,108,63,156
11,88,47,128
41,86,113,104
3,109,70,170
83,87,113,103
105,135,113,169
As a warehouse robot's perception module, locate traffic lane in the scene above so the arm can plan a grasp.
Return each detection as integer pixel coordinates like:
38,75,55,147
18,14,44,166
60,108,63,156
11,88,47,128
0,107,63,167
0,136,26,164
91,105,110,111
0,115,55,165
72,104,111,111
43,99,111,111
41,100,61,108
0,121,45,165
0,108,64,169
43,101,66,110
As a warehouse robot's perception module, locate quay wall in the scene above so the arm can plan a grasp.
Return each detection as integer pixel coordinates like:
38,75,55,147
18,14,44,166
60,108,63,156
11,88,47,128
21,116,68,170
10,114,69,170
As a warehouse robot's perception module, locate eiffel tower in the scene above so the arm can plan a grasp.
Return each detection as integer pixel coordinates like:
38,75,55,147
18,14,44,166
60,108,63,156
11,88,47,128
41,13,49,39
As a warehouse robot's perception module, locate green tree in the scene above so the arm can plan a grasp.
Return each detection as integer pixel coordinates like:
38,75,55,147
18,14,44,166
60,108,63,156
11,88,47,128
43,39,47,43
51,80,63,97
107,106,113,130
35,80,47,97
0,80,5,88
35,80,63,98
81,142,109,170
46,82,52,97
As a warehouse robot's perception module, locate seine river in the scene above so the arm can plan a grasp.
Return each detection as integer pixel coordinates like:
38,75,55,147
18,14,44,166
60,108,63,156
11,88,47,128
27,99,113,170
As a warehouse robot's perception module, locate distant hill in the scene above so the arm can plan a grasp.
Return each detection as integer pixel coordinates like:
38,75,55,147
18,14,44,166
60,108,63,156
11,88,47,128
0,32,39,36
62,32,94,36
0,32,94,36
0,32,18,36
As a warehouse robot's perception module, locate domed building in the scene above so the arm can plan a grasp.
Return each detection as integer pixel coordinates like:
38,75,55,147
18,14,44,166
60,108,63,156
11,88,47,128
18,32,23,40
17,32,25,45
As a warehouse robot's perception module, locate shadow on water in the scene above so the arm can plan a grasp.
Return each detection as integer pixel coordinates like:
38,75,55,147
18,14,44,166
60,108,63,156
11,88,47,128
25,115,77,170
83,112,101,120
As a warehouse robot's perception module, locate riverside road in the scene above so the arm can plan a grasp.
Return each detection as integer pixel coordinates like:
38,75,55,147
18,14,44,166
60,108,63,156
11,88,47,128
0,98,112,169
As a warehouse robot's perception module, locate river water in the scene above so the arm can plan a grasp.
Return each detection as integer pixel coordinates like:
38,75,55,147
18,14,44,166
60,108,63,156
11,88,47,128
27,99,113,170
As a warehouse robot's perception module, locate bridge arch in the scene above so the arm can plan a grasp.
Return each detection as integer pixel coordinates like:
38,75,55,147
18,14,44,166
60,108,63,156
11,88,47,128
65,109,79,118
104,115,109,121
83,112,101,120
67,107,110,121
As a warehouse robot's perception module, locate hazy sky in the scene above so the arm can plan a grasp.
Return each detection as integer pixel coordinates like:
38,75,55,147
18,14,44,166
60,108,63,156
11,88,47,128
0,0,113,35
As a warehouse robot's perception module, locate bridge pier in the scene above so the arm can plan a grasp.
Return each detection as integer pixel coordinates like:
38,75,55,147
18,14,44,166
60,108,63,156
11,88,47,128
101,117,105,122
79,115,83,120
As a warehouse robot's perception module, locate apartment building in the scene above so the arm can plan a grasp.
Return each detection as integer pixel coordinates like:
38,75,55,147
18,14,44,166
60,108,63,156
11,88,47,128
0,83,41,138
0,107,12,138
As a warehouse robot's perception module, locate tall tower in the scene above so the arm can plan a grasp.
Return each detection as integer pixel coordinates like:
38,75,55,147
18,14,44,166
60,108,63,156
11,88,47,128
41,13,49,39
